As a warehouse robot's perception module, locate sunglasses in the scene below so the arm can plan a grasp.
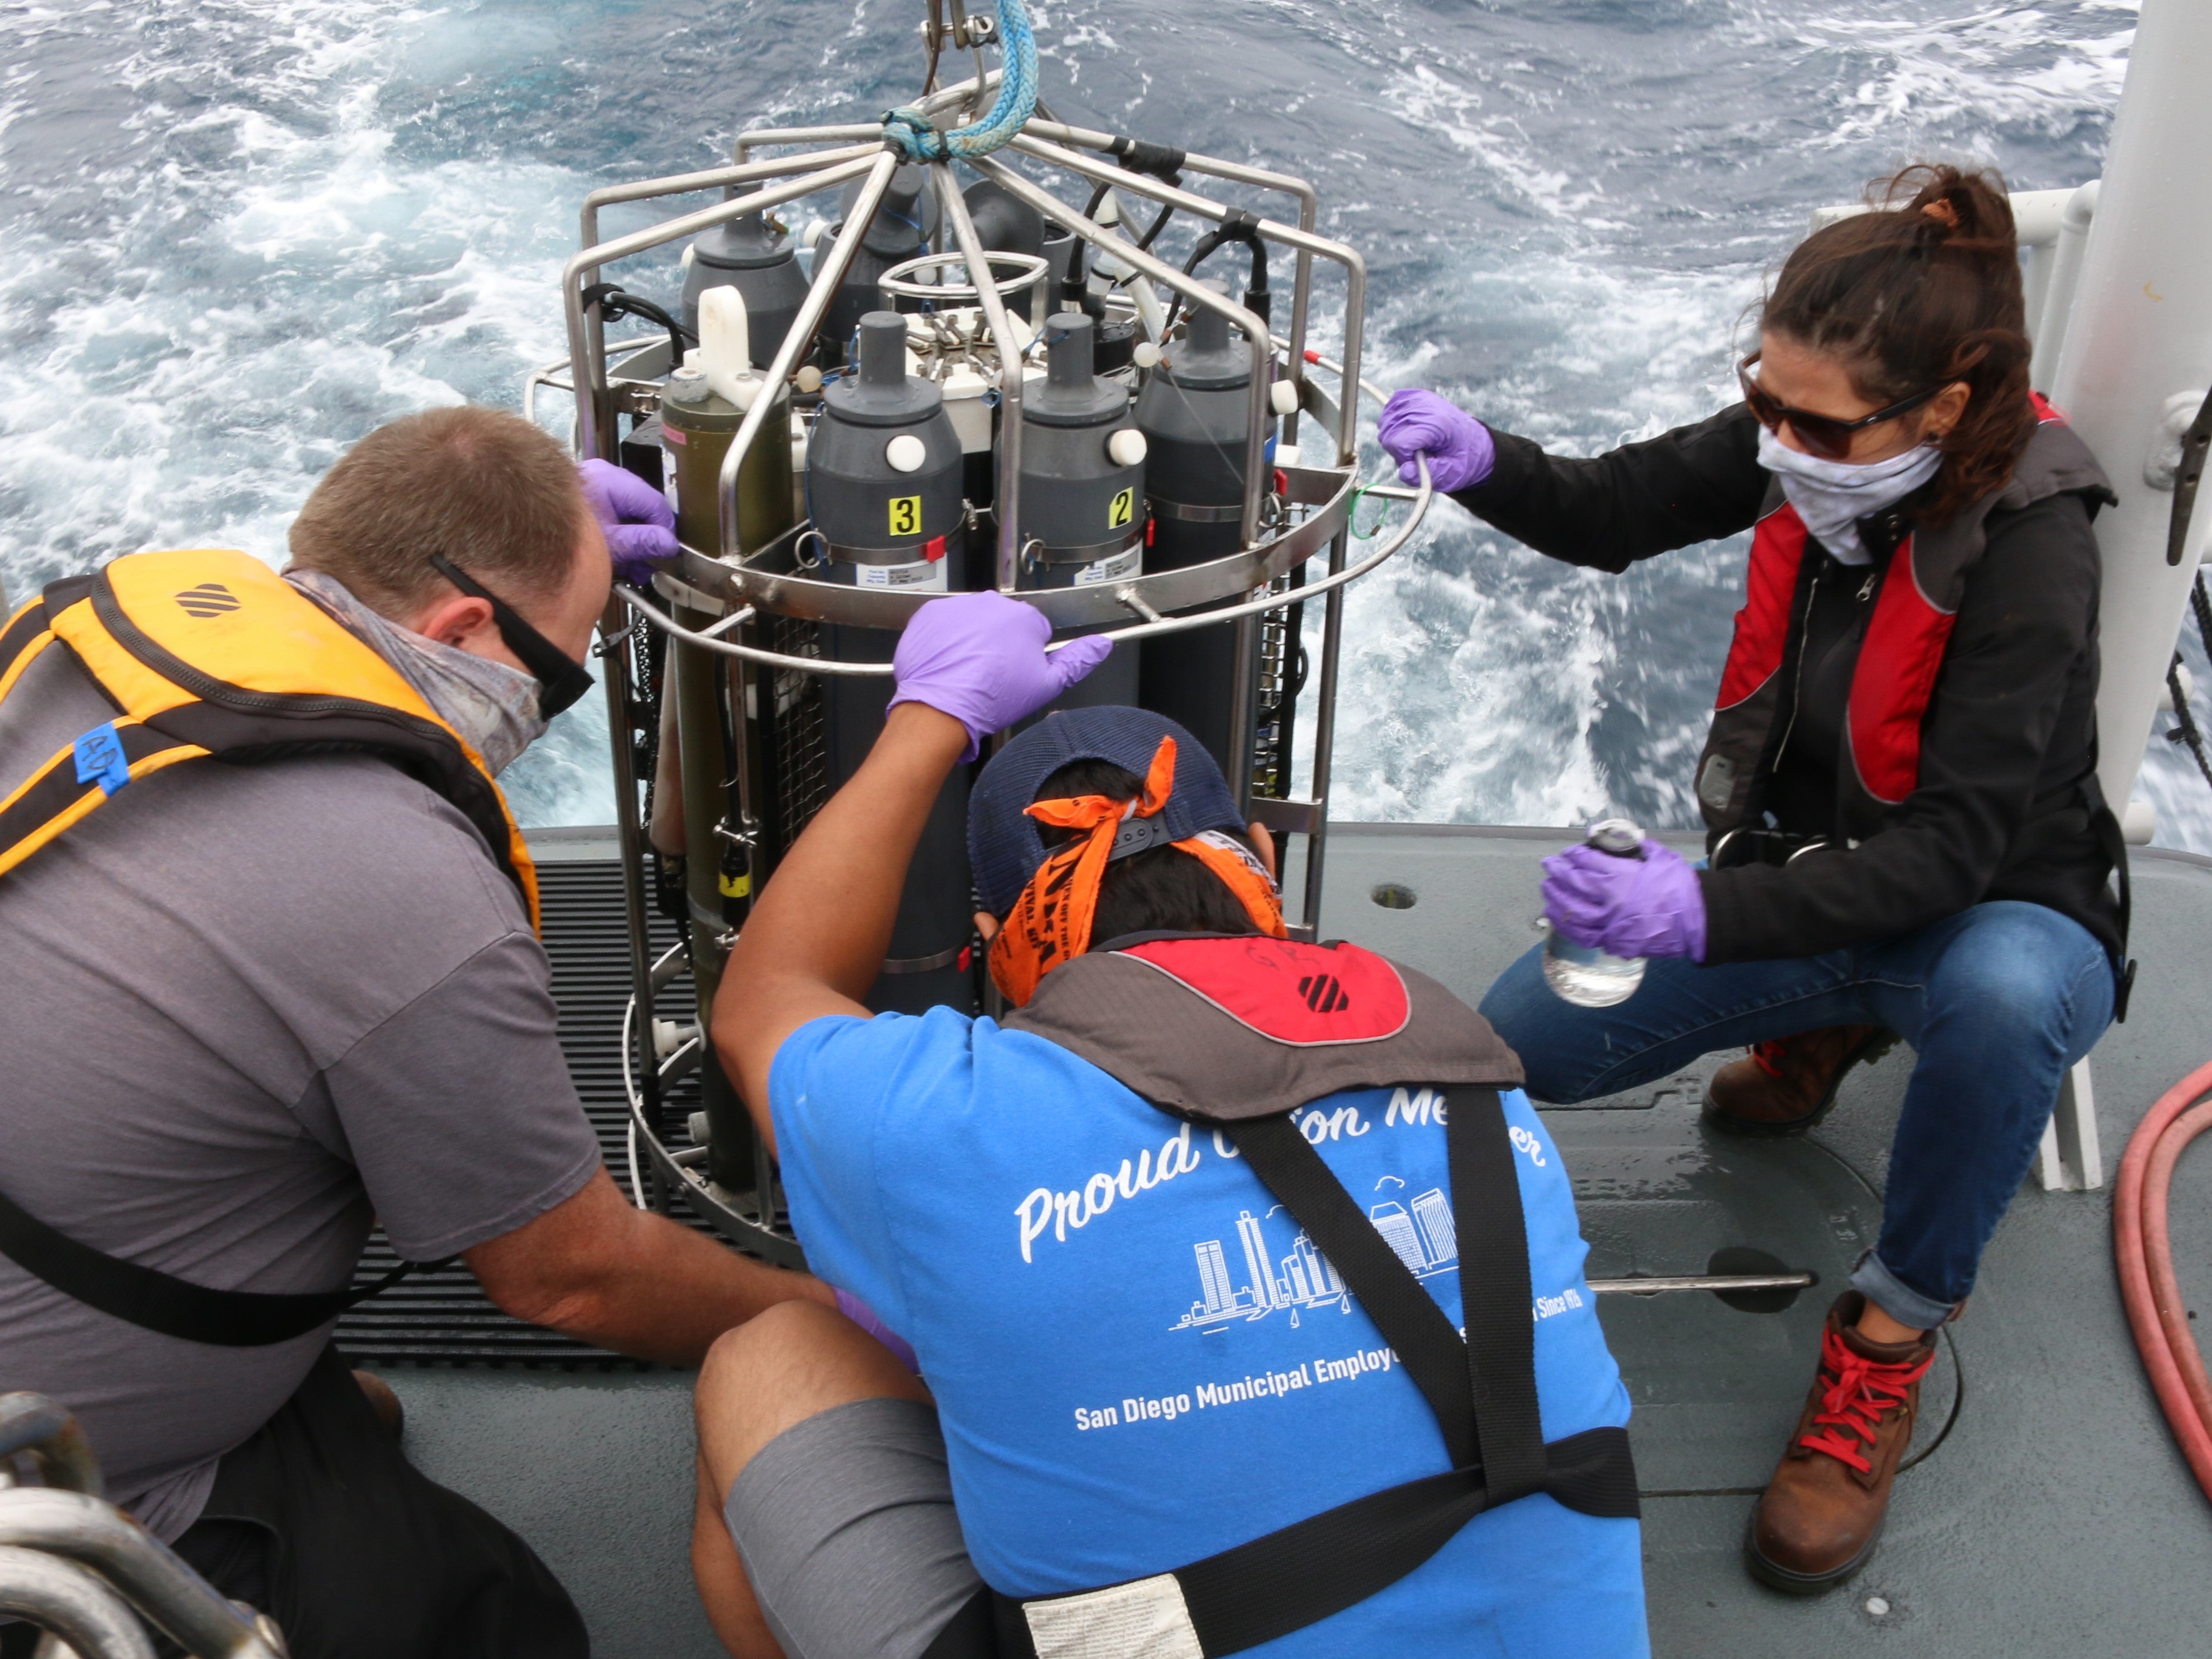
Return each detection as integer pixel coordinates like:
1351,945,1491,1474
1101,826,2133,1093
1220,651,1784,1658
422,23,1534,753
1737,355,1941,461
427,554,595,719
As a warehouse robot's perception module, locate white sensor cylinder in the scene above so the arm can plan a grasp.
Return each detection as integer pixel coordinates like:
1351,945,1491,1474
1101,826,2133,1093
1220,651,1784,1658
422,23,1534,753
886,433,928,473
1270,378,1300,417
1108,427,1148,467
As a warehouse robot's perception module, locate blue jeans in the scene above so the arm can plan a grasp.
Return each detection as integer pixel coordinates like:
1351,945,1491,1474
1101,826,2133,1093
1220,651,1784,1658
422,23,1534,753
1479,900,2115,1329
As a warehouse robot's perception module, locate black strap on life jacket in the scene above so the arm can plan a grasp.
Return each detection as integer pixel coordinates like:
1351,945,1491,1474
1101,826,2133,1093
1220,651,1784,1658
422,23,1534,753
0,1179,440,1346
986,1085,1638,1659
2083,774,2137,1023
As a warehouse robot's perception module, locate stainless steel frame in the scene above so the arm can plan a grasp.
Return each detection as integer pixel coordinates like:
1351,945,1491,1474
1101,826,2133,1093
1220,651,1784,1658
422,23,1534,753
621,458,1429,660
560,73,1427,1252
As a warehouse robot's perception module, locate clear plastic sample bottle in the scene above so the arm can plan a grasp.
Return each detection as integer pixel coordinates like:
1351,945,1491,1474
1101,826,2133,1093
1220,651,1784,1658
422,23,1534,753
1541,818,1648,1008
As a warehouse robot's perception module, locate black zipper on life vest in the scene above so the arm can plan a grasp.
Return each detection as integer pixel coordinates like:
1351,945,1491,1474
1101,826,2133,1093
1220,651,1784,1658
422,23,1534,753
1765,552,1826,795
1840,561,1886,841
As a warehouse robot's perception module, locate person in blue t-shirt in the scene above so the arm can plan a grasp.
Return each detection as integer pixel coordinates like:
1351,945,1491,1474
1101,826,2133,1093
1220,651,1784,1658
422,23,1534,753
691,592,1649,1659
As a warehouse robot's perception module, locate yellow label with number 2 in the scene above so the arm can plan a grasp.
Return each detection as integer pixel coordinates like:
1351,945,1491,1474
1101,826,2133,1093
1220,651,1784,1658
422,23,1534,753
1108,487,1135,529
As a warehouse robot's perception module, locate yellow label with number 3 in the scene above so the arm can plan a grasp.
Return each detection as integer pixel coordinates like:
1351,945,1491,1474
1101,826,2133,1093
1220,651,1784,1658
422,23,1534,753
888,495,922,537
1108,487,1135,529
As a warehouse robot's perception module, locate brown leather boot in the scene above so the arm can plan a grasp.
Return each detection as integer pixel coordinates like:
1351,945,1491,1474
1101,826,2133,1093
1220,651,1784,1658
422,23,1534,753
1702,1024,1895,1136
1746,1292,1934,1594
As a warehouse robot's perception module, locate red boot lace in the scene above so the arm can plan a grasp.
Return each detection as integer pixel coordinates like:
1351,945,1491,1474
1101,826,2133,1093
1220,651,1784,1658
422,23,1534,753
1797,1327,1934,1474
1749,1039,1790,1079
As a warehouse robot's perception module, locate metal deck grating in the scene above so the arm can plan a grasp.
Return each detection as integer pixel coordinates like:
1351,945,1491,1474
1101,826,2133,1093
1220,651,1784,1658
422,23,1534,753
336,859,702,1368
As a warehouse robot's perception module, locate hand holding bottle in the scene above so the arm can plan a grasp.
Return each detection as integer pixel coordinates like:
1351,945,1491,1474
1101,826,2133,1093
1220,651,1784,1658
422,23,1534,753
1542,835,1707,961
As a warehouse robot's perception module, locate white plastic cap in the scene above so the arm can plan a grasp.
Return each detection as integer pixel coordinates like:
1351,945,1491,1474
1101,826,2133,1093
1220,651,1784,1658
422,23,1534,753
699,288,761,409
1108,427,1148,467
886,433,928,473
794,364,824,394
1131,341,1162,369
1269,378,1301,417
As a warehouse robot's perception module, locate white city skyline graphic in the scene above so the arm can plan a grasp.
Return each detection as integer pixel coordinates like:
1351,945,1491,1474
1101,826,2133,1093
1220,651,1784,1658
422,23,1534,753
1172,1178,1459,1333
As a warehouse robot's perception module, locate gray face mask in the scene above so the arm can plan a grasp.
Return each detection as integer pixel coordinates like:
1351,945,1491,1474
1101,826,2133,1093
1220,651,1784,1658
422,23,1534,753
1755,425,1943,565
287,570,547,775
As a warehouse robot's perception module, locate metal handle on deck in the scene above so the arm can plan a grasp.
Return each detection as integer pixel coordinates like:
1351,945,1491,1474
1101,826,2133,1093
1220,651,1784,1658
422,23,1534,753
1587,1273,1814,1296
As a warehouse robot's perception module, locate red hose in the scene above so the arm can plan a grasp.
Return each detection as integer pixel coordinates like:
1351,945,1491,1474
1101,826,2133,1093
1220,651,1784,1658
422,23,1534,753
2145,1099,2212,1430
2114,1060,2212,1502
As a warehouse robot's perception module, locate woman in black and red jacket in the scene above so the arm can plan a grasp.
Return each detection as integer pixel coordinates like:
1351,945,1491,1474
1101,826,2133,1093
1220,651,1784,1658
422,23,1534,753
1379,166,2124,1595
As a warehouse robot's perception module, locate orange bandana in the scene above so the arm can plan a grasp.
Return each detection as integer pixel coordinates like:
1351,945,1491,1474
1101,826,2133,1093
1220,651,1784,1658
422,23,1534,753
988,735,1288,1006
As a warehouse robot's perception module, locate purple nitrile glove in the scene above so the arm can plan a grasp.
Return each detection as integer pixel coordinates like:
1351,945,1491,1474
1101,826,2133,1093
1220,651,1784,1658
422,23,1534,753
1541,839,1707,961
834,1287,919,1374
578,458,680,584
1377,389,1495,492
886,591,1113,762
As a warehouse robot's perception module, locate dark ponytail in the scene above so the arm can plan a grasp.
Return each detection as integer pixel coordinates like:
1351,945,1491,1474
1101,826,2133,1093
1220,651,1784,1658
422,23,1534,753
1762,164,2034,523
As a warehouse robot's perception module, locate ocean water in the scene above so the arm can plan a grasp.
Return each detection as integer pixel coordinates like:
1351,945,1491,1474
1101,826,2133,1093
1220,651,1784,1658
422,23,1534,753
4,0,2193,847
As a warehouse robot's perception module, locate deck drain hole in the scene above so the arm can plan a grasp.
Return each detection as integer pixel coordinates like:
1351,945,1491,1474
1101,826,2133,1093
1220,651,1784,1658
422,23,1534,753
1371,882,1418,909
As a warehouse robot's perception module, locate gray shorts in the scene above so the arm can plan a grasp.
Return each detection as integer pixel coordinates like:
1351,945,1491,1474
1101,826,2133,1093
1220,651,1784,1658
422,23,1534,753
723,1397,983,1659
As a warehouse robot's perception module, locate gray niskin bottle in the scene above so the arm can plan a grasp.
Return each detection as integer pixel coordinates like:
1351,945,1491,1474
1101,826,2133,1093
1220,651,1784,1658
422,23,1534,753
1133,281,1277,774
1000,311,1144,711
814,165,937,364
959,178,1049,324
807,312,966,592
1542,819,1649,1007
680,211,809,366
806,312,974,1018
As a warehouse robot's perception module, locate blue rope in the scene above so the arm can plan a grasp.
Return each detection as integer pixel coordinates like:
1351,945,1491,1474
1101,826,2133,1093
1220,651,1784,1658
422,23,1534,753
883,0,1038,162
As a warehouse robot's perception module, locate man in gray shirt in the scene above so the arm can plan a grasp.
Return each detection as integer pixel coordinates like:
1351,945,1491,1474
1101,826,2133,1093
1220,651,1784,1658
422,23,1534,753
0,406,821,1658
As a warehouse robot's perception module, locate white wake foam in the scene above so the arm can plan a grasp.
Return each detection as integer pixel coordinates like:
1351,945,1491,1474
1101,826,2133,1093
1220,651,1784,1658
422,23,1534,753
5,0,2191,852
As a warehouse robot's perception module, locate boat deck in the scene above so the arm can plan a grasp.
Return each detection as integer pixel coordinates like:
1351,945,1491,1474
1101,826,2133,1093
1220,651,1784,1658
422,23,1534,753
375,825,2212,1657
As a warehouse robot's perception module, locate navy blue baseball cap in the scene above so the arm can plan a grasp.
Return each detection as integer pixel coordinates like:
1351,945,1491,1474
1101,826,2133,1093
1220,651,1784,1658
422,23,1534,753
969,707,1247,918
